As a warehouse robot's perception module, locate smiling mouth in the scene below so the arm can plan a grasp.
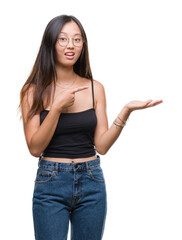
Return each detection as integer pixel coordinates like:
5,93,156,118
64,53,75,60
65,53,75,56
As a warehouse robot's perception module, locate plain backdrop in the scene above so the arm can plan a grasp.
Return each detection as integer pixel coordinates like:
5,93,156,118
0,0,182,239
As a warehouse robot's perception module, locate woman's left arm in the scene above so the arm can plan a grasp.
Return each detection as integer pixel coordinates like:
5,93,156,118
93,80,163,155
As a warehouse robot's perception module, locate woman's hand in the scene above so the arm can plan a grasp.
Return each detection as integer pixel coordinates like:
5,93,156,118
51,86,89,113
124,99,163,113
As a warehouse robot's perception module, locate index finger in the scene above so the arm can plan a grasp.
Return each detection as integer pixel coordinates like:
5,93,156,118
147,99,163,107
72,86,89,93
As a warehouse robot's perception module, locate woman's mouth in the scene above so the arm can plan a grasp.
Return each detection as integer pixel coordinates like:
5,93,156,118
65,52,75,60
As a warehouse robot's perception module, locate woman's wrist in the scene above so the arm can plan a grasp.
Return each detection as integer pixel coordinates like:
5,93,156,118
123,104,133,114
113,105,131,128
50,104,63,114
119,105,131,121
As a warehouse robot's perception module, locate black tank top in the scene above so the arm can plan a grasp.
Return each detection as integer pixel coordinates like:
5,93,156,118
40,80,97,158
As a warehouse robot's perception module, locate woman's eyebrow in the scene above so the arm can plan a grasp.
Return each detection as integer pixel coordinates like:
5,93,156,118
60,32,82,36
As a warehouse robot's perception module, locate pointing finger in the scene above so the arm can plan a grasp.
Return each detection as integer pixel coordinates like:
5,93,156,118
72,86,89,93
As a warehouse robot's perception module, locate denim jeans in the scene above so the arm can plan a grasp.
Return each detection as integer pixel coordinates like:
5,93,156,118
32,155,107,240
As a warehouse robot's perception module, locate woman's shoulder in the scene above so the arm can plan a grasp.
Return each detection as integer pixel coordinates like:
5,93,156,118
21,83,36,105
80,77,105,91
92,80,106,107
22,83,36,95
93,79,105,94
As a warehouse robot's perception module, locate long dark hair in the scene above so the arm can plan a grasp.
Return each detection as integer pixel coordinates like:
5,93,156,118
18,15,93,120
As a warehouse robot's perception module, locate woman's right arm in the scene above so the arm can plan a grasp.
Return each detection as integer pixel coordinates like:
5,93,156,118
21,85,61,157
21,85,88,157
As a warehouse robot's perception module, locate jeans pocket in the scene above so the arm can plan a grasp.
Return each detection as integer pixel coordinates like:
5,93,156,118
88,166,105,183
35,168,56,184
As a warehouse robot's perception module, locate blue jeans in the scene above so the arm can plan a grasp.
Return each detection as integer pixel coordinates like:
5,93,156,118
32,155,107,240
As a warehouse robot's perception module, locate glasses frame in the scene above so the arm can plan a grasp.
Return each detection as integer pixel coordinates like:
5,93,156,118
57,34,84,47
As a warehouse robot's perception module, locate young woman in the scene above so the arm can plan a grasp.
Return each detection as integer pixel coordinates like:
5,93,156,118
19,15,162,240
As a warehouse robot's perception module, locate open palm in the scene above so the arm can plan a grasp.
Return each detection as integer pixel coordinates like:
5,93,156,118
125,99,163,112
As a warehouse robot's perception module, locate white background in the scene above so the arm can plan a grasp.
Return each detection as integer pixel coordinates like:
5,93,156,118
0,0,182,239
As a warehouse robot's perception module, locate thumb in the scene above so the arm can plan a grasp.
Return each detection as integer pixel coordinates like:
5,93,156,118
72,86,89,93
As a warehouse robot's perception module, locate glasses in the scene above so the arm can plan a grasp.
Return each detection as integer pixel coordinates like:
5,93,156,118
57,34,84,47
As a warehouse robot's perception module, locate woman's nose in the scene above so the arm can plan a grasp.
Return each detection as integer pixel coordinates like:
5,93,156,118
67,38,74,48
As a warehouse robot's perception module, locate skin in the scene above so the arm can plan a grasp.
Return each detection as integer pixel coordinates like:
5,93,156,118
21,21,163,163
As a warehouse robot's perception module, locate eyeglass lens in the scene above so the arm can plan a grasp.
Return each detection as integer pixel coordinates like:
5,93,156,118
58,34,83,47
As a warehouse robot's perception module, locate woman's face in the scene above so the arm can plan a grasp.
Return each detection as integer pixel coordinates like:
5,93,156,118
55,21,83,67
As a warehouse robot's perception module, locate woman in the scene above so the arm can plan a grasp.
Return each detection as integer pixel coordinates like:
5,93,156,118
19,15,162,240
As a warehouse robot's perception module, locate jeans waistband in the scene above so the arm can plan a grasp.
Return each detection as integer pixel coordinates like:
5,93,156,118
38,155,101,171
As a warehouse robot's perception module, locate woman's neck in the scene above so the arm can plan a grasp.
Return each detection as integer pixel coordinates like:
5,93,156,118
55,65,76,84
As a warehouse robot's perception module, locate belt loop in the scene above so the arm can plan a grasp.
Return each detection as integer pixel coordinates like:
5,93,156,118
38,155,42,167
55,162,59,172
85,161,89,171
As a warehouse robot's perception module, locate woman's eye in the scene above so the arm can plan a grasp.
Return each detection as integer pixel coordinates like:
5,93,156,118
75,38,81,42
60,37,67,41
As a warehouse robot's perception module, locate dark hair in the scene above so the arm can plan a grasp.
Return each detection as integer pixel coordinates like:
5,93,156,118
18,15,93,120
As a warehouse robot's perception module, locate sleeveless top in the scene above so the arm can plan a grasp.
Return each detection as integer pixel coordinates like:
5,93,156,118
40,80,97,158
